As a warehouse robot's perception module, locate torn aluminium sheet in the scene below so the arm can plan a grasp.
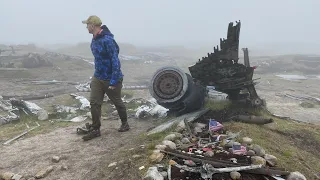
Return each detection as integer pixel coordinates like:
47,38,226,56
147,108,210,135
10,99,42,115
70,94,90,110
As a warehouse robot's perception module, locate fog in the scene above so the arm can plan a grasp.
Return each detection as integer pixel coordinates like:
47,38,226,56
1,0,320,54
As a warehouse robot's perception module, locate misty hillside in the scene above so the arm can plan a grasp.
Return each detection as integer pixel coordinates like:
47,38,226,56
55,42,138,57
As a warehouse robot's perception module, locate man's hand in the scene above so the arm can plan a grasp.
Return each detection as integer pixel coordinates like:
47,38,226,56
108,86,116,90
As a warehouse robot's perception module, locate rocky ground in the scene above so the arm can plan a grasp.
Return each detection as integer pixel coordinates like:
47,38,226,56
255,74,320,124
0,117,154,180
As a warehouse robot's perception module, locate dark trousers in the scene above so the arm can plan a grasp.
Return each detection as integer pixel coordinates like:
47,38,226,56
90,76,127,129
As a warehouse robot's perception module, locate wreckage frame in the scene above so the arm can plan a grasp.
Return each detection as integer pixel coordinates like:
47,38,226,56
150,21,264,116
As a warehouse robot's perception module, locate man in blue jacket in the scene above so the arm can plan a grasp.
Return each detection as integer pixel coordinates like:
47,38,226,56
81,15,129,141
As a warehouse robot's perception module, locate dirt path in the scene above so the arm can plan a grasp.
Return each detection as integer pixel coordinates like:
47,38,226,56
0,118,154,180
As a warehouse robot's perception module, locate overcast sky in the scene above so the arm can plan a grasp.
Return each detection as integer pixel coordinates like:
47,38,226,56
1,0,320,53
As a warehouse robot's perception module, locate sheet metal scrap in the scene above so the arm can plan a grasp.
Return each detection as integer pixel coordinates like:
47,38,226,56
10,99,42,115
0,99,20,125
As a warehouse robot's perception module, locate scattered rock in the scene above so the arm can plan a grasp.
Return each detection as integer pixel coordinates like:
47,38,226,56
174,132,183,139
52,156,60,163
181,138,191,144
194,123,206,129
251,156,266,166
60,165,68,171
1,172,15,180
233,142,241,146
193,126,203,134
162,140,176,150
190,138,197,143
247,150,256,156
247,144,254,150
37,109,49,121
155,144,167,151
174,139,182,145
143,166,164,180
139,166,145,170
35,166,54,179
264,154,277,167
111,110,118,116
204,151,214,157
175,121,185,132
108,162,117,167
12,174,23,180
164,134,176,141
242,137,253,145
252,144,266,157
149,152,164,163
132,155,143,159
287,171,307,180
230,171,241,180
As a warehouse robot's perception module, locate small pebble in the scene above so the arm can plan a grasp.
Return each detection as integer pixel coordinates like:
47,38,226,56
251,156,266,166
60,165,68,171
230,171,241,180
247,150,256,156
162,140,176,150
204,151,214,157
164,134,176,141
155,144,167,150
242,137,253,144
12,174,23,180
52,156,60,163
181,138,191,144
108,162,117,167
132,155,142,159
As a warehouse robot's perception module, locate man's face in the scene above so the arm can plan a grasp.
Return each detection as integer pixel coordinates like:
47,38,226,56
86,23,94,34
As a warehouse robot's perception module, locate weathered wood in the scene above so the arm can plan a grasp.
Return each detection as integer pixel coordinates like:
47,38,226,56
161,150,290,176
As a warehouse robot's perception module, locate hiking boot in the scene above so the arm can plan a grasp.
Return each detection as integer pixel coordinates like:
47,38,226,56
82,128,101,141
76,123,93,135
118,122,130,132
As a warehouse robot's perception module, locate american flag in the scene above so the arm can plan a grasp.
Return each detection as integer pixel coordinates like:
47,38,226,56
231,144,247,155
208,119,224,132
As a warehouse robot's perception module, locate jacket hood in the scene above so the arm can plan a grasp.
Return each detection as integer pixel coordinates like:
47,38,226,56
96,25,114,39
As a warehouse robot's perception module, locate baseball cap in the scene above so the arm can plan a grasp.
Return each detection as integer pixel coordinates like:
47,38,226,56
82,15,102,26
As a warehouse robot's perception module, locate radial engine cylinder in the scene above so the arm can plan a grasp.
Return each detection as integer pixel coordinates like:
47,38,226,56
149,66,206,116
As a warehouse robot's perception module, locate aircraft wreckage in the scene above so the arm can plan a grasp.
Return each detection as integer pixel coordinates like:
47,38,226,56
149,21,264,116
